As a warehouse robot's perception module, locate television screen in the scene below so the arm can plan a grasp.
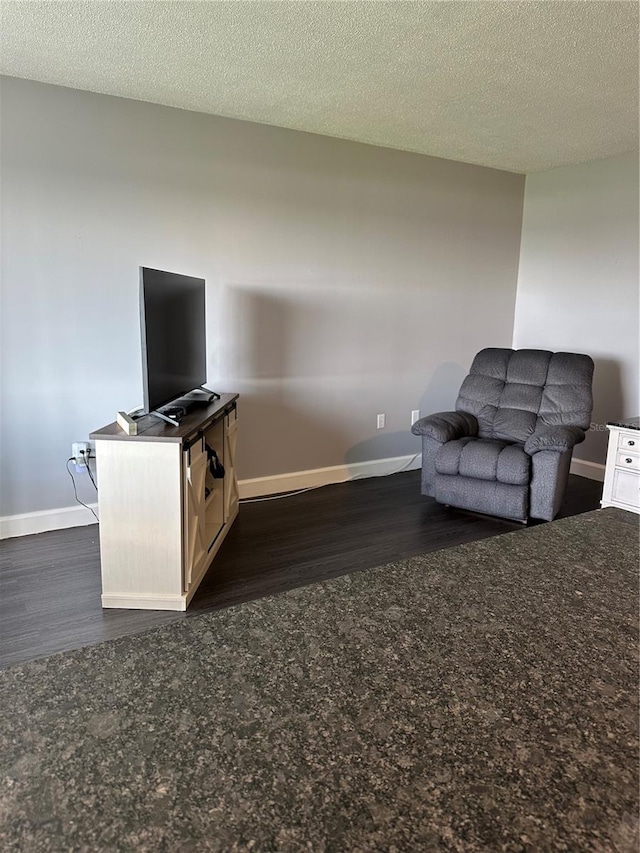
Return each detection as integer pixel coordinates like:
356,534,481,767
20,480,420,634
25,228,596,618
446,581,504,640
140,267,206,413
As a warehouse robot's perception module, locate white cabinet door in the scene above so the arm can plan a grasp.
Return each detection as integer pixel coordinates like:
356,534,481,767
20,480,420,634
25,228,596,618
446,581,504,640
183,442,208,592
612,469,640,511
224,413,239,521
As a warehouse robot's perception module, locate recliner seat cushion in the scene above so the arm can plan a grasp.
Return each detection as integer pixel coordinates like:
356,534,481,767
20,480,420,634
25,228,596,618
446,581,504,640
435,438,530,486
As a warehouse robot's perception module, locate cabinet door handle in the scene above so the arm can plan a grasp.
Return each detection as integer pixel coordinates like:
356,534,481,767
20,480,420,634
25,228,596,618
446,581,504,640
625,457,633,464
629,440,635,446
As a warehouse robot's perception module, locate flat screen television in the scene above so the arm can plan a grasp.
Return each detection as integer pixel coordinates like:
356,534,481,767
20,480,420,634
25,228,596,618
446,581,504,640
139,267,207,413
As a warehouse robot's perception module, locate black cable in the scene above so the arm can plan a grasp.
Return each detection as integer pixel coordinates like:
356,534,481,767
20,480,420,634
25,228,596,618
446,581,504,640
66,457,99,522
81,450,98,492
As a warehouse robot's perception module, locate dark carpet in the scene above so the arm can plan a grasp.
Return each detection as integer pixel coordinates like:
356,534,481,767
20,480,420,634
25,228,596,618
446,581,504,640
1,508,638,852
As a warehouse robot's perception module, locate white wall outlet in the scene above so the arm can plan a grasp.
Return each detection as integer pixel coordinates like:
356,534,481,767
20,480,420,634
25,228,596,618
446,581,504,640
376,414,386,430
411,410,420,426
72,442,90,469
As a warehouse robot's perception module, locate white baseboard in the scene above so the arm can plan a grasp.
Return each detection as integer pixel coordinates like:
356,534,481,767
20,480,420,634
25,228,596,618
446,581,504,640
0,455,421,539
101,592,186,611
0,503,98,540
0,453,602,539
239,453,422,499
570,457,605,482
239,454,603,499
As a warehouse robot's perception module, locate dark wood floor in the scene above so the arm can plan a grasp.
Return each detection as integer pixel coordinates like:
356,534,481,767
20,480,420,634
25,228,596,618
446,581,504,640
0,471,602,668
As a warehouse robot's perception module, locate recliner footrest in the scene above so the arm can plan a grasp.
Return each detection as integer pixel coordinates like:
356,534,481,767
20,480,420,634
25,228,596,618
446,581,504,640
435,475,528,521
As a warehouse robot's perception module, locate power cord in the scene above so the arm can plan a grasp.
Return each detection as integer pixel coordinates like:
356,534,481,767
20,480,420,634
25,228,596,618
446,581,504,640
350,452,421,482
66,457,99,522
239,453,421,504
79,449,98,492
240,488,315,504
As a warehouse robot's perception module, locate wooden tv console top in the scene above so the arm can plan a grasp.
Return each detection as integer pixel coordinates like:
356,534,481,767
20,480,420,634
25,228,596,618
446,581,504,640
91,392,239,444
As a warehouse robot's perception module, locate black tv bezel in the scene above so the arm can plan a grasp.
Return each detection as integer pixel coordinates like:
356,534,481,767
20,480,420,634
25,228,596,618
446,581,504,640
139,267,207,414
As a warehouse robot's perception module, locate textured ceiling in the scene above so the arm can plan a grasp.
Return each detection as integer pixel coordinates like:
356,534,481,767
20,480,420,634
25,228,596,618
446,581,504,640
1,1,638,173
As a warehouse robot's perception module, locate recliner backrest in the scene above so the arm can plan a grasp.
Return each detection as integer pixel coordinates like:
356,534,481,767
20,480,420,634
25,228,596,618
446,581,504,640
455,348,594,443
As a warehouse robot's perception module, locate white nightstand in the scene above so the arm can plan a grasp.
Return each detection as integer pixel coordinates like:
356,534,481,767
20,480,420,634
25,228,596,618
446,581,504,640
601,419,640,514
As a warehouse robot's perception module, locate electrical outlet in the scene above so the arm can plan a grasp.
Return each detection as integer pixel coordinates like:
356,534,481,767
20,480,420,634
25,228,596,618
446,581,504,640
376,414,385,430
72,442,90,470
411,410,420,426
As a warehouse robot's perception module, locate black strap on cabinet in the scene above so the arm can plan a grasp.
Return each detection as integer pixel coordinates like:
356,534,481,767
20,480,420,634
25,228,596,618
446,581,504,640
205,443,225,479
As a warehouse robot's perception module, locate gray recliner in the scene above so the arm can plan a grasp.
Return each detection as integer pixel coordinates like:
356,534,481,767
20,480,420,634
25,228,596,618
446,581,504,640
411,348,594,522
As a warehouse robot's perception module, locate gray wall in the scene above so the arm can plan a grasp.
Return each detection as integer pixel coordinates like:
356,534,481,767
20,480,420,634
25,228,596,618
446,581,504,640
513,152,639,466
1,77,525,517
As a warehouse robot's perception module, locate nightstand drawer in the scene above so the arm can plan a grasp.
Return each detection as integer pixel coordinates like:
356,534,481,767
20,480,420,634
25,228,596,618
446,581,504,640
618,433,639,451
612,469,640,510
616,452,640,471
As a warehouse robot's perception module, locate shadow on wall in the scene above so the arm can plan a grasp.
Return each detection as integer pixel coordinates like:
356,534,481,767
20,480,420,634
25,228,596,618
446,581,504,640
217,283,348,478
416,360,468,419
218,284,287,380
582,358,624,464
233,391,347,481
221,281,369,380
218,280,479,381
343,361,467,471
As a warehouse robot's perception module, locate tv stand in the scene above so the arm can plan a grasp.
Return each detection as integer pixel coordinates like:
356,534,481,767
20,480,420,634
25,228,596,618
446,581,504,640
195,386,220,402
150,409,182,426
149,389,223,426
90,394,239,610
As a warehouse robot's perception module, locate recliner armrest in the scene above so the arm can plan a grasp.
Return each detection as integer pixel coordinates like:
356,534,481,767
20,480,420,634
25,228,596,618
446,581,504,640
524,426,586,456
411,411,478,443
